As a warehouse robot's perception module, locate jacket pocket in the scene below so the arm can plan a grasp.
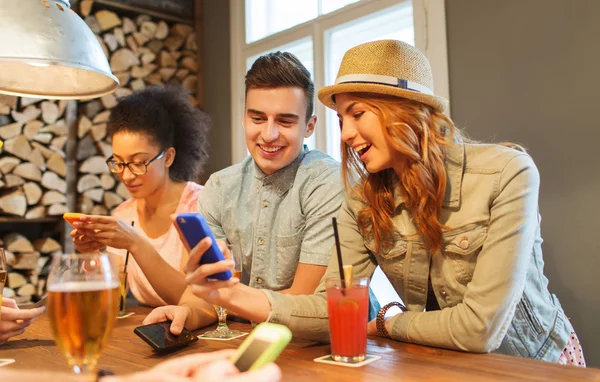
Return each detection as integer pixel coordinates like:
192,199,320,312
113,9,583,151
366,237,408,296
517,293,544,337
506,293,548,358
275,231,303,287
442,223,487,284
380,239,408,259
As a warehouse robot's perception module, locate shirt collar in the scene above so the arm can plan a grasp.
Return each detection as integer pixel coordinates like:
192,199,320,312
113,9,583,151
393,135,465,208
253,145,309,196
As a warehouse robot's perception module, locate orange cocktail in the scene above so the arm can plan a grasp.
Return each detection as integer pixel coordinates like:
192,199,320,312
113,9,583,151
326,277,369,363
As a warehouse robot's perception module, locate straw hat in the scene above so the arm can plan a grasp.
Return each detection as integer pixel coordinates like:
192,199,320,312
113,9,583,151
318,40,448,112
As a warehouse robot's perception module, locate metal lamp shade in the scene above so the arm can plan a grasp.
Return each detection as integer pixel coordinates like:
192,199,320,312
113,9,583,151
0,0,119,99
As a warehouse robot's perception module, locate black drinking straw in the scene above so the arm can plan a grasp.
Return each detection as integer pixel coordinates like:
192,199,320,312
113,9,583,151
123,220,135,270
332,217,346,293
120,220,134,312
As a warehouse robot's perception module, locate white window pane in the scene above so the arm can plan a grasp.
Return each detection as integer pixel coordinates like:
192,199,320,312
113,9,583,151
371,266,402,307
320,0,360,15
324,2,414,161
246,38,314,73
246,0,318,43
245,38,316,151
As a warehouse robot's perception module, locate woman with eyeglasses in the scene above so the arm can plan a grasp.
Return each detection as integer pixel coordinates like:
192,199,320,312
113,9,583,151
70,86,210,307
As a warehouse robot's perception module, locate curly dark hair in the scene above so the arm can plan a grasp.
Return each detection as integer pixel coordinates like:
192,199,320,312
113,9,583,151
245,52,314,122
107,86,210,182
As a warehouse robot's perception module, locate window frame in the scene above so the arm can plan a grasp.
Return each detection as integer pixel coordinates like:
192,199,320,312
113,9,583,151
229,0,449,164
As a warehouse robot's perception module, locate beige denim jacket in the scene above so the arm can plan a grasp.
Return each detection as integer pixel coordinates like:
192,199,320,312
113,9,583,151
263,137,572,362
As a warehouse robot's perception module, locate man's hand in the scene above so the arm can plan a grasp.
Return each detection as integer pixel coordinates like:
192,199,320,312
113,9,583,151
143,305,191,335
170,214,240,306
183,237,240,305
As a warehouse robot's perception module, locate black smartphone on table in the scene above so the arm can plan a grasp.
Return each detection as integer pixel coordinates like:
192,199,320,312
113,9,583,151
134,321,198,353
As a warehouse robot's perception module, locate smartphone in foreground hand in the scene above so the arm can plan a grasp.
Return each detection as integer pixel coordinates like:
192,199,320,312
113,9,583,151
231,323,292,372
175,212,232,281
134,321,198,353
18,294,47,309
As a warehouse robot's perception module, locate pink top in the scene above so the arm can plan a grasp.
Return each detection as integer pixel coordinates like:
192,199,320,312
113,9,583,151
109,181,203,307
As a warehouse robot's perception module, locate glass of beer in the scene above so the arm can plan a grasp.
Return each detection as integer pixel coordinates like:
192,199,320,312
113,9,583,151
0,248,6,319
200,244,244,339
47,253,120,375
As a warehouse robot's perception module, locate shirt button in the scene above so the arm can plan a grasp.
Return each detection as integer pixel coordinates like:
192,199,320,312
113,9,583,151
256,185,261,192
277,187,282,193
257,238,264,245
459,237,469,250
440,290,448,298
256,277,263,285
263,201,269,207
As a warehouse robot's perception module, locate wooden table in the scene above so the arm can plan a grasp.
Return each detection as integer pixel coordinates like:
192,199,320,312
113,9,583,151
2,306,599,381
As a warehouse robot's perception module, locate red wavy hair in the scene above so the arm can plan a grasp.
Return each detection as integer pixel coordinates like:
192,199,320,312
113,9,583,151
341,93,456,253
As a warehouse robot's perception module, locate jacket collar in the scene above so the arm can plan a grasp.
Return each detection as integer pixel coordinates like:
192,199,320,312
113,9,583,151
442,135,465,208
253,145,309,196
393,135,465,208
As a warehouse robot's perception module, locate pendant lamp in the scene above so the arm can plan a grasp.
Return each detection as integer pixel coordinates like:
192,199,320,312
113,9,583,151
0,0,119,99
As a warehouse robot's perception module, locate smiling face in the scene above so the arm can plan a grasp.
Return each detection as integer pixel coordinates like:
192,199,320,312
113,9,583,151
111,131,174,198
336,93,400,174
244,87,316,175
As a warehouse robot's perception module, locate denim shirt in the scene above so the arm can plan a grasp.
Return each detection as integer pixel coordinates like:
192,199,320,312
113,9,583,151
198,146,343,291
264,137,572,362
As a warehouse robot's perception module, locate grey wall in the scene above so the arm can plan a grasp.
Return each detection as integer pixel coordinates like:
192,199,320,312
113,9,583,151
201,0,232,183
446,0,600,366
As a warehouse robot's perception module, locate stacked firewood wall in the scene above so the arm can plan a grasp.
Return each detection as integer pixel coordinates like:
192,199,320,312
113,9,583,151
1,234,62,304
0,96,69,218
76,5,198,214
0,2,199,303
0,96,68,304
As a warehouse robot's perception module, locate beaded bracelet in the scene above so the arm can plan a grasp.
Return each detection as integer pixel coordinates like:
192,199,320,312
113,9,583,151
376,301,407,339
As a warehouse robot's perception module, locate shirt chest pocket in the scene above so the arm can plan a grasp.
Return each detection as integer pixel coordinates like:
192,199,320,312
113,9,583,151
275,230,303,288
442,223,488,285
366,237,407,295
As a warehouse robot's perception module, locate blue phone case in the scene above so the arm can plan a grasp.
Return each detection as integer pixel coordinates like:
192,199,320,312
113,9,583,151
176,213,232,281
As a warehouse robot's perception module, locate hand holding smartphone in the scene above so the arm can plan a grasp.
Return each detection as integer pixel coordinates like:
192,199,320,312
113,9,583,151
175,213,232,281
63,212,84,227
231,323,292,372
134,321,198,353
18,294,47,309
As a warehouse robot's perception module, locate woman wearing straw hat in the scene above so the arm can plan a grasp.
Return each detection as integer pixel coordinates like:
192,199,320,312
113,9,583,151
177,40,584,366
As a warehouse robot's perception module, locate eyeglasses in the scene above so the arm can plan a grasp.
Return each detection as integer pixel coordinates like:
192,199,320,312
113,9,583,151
106,150,166,175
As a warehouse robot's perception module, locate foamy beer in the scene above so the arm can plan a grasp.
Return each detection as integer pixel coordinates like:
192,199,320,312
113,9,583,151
47,254,119,374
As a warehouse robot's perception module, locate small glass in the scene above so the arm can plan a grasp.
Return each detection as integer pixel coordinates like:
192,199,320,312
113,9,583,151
47,253,119,375
200,244,244,339
326,276,370,363
0,248,6,320
118,270,129,317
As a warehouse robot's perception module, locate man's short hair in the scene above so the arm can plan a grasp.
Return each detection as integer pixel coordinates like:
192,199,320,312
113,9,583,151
245,52,314,122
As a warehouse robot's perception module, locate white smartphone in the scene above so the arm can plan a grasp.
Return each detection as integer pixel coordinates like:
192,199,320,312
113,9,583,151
231,323,292,372
18,294,47,309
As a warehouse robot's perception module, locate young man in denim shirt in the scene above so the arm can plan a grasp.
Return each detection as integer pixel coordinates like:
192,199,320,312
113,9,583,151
146,52,379,331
